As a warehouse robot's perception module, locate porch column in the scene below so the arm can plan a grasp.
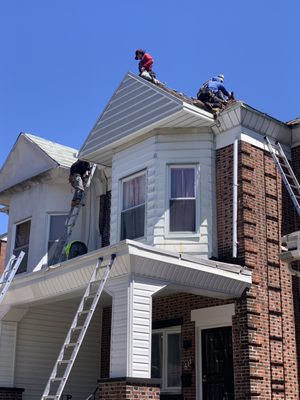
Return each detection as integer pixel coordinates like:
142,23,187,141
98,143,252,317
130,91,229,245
106,275,165,378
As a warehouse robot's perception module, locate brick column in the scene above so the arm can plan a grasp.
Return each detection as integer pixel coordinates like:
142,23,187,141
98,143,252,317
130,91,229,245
217,141,299,399
99,378,160,400
0,388,24,400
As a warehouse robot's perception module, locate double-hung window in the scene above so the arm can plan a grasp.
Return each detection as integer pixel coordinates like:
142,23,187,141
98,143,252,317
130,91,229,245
13,219,31,273
151,327,182,392
47,214,68,265
169,165,196,232
120,171,146,240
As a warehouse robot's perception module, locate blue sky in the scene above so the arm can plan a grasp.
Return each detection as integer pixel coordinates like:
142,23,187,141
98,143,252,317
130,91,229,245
0,0,300,233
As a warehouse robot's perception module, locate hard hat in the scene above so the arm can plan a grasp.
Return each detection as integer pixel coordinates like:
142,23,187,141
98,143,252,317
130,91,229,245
135,49,145,59
218,74,225,82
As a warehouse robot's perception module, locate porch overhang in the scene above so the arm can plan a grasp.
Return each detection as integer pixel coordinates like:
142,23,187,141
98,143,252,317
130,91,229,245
1,240,251,309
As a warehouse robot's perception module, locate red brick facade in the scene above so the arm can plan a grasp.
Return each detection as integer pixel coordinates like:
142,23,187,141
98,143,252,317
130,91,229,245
99,378,160,400
0,388,24,400
0,240,7,275
217,141,299,399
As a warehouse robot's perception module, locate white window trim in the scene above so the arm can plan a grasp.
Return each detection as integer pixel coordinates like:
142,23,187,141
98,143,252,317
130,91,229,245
191,304,235,400
165,163,200,238
152,326,182,393
11,217,32,265
118,169,147,241
46,212,68,262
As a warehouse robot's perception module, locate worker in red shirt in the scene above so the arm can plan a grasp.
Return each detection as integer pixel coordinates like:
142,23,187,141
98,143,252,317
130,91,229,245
134,49,157,83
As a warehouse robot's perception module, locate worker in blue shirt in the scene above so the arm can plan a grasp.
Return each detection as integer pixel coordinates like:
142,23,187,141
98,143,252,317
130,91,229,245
197,74,234,111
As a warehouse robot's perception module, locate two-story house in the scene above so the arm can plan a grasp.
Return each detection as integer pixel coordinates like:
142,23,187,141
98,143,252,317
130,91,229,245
0,72,299,400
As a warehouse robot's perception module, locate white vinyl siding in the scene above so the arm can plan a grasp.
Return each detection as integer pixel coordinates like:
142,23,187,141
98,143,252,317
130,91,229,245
14,299,102,400
0,321,18,386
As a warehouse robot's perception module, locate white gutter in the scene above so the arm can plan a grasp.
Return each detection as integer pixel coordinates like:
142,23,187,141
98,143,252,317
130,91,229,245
232,139,239,258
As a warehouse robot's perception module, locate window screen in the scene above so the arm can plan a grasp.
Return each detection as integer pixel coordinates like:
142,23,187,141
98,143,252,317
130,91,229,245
13,219,31,273
120,173,146,240
170,167,196,232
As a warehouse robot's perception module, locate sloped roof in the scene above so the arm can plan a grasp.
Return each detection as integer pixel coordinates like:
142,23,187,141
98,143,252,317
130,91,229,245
24,133,77,167
287,117,300,126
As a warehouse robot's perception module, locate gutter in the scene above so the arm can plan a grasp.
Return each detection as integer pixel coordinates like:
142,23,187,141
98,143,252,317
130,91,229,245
232,139,239,257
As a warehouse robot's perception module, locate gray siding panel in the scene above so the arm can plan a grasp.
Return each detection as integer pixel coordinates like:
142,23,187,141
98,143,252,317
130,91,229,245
79,73,182,159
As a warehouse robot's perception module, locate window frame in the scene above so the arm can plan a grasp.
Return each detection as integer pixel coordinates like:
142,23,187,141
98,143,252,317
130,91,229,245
152,326,182,393
166,164,199,237
119,170,147,241
12,217,32,273
46,213,68,263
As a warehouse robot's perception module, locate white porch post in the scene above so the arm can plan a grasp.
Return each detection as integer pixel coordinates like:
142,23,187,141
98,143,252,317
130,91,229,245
106,275,165,378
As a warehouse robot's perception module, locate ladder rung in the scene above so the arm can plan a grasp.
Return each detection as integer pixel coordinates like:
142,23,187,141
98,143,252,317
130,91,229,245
290,185,299,189
78,310,91,315
42,396,57,399
64,342,77,347
58,359,71,364
72,326,85,331
51,377,64,382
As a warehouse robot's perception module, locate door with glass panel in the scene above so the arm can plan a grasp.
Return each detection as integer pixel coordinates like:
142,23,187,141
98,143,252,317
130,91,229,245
201,327,234,400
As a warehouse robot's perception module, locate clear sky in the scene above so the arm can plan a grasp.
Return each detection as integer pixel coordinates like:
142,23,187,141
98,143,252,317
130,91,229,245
0,0,300,233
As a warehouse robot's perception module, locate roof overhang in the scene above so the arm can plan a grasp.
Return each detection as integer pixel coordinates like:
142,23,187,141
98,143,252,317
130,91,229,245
1,240,251,311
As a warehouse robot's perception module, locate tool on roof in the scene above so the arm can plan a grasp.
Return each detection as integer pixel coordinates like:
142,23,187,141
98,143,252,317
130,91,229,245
0,252,25,305
264,136,300,217
41,254,116,400
47,163,97,267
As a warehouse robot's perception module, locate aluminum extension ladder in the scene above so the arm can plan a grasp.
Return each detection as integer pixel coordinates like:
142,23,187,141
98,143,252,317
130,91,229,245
0,252,25,305
48,164,97,266
40,254,116,400
265,136,300,217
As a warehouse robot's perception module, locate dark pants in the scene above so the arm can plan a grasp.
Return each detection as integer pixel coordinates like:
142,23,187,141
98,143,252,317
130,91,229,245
70,173,88,201
197,88,224,109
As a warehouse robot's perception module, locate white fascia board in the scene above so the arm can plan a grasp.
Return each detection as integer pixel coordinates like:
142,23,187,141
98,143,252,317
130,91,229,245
1,240,251,308
182,102,215,125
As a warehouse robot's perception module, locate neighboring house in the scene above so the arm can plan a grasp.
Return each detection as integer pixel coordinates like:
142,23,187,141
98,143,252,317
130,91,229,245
0,72,299,400
0,233,7,274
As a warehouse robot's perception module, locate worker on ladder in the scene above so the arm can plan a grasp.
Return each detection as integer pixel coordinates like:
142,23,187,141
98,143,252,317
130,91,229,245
69,159,91,207
134,49,158,84
197,74,234,116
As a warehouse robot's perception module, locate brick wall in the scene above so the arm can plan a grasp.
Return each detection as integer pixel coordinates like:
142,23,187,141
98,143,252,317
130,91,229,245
217,142,299,399
0,241,7,275
0,388,24,400
99,378,160,400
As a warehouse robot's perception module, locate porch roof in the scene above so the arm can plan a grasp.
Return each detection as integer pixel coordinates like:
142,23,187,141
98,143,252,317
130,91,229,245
1,240,251,310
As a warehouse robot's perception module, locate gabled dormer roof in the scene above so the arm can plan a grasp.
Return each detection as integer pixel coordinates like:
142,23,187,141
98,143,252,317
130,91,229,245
79,72,215,164
0,133,77,196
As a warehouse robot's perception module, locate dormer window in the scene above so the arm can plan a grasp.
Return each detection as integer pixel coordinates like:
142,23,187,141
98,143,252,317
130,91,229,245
13,219,31,273
120,171,146,240
169,166,196,232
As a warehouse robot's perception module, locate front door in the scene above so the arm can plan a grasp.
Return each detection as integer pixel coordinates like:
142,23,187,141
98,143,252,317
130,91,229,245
201,326,234,400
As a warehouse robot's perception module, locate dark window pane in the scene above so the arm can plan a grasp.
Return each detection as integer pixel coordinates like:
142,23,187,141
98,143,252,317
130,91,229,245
14,220,31,273
120,205,145,240
171,168,195,198
49,215,66,240
170,199,195,232
151,333,162,379
167,333,181,387
123,174,146,210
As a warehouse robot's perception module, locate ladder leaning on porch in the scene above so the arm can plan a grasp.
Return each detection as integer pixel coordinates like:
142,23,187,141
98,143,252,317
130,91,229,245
40,253,116,400
0,252,25,306
264,136,300,217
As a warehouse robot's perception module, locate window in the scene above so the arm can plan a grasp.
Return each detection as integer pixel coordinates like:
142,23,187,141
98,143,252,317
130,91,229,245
120,172,146,240
151,327,182,392
13,219,31,273
47,214,67,265
169,166,196,232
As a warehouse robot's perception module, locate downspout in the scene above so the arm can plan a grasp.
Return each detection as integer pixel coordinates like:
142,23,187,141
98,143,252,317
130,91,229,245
232,139,239,258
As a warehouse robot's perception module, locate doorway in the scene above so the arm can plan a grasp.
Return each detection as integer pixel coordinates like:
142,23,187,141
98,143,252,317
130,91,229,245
201,326,234,400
